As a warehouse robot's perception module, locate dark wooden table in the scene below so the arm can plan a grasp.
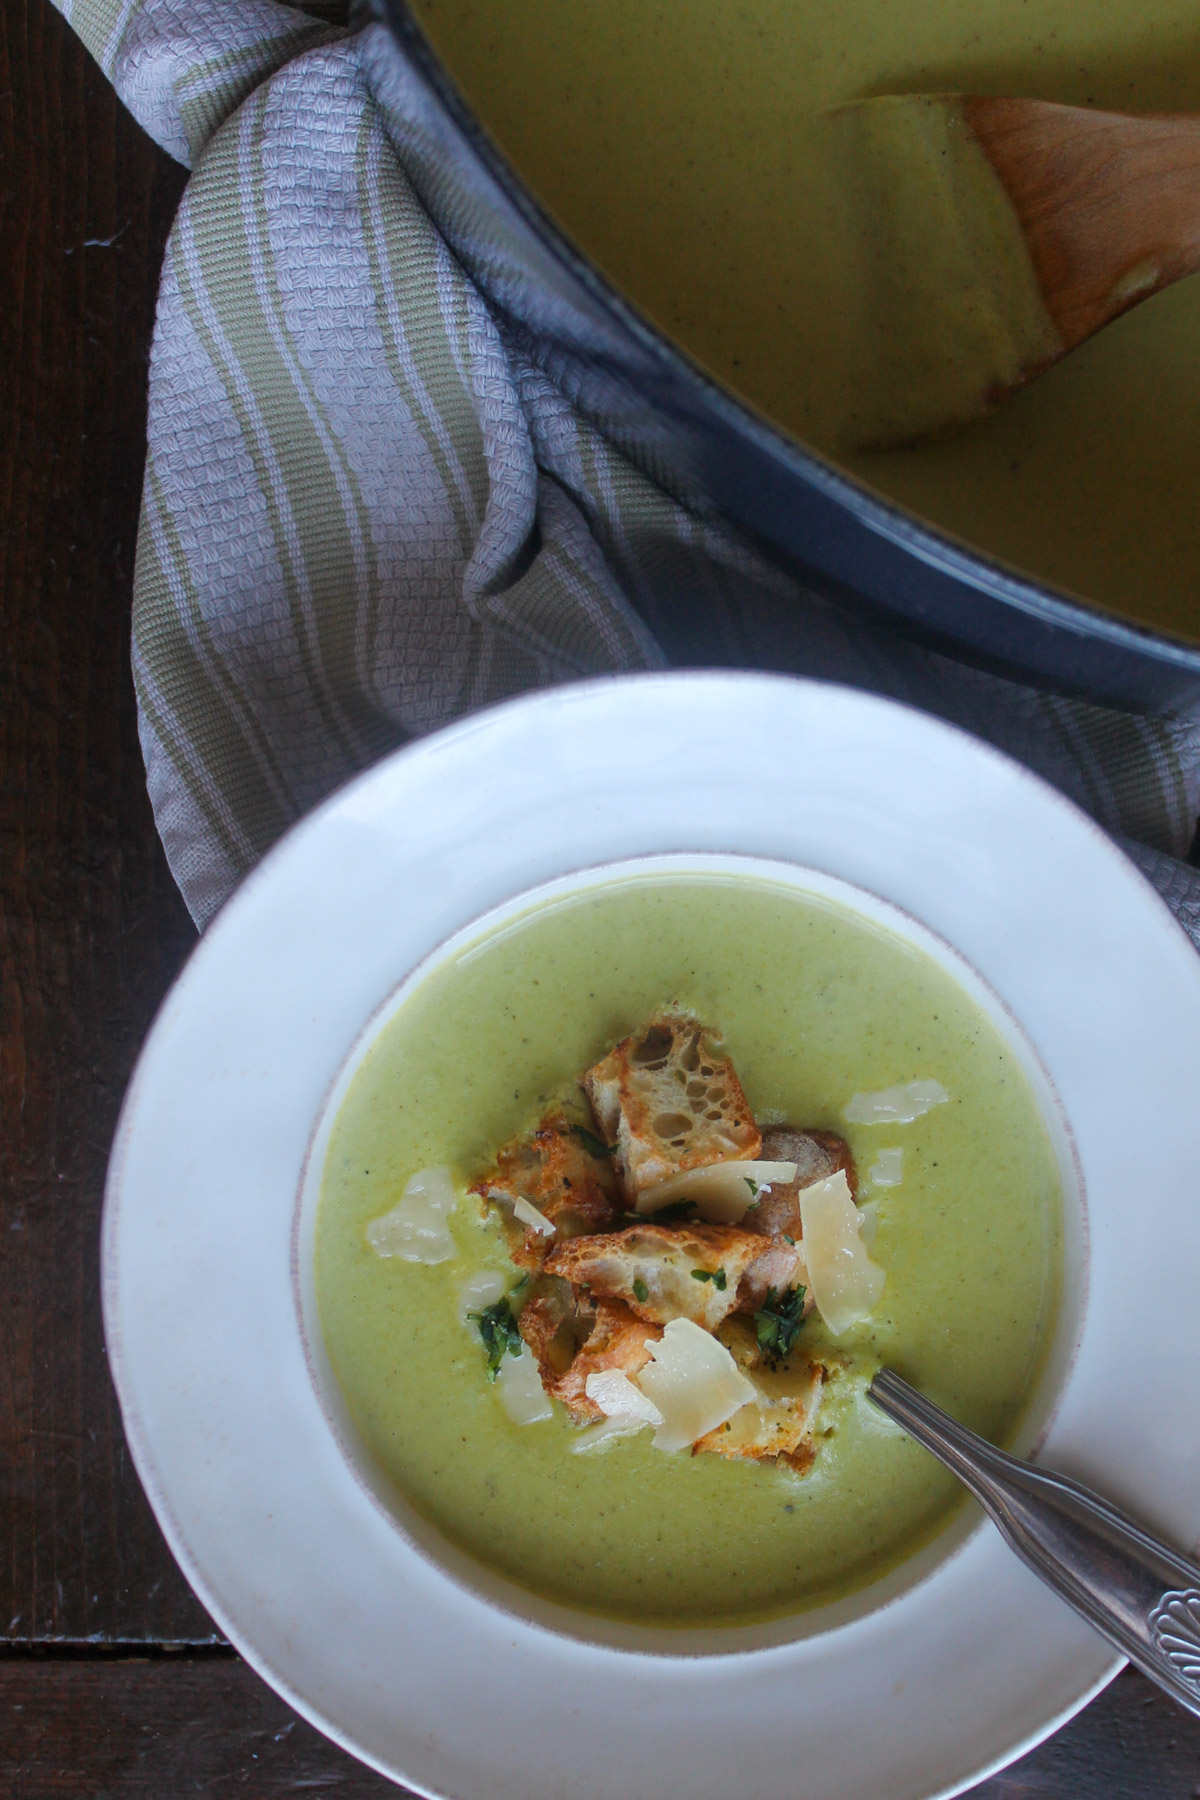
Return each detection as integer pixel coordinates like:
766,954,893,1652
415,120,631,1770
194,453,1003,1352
3,0,1200,1791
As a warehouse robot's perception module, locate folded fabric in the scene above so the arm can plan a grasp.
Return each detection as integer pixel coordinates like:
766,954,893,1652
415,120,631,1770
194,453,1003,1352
55,0,1200,942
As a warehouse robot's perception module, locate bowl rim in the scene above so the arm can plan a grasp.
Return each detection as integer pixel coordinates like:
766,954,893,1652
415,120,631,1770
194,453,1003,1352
102,671,1200,1800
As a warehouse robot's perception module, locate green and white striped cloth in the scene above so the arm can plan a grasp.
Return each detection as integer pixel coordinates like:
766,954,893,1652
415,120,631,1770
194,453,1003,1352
56,0,1200,941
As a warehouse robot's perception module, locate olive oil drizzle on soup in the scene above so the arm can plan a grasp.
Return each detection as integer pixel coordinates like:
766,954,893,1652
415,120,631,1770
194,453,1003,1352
315,876,1061,1627
410,0,1200,641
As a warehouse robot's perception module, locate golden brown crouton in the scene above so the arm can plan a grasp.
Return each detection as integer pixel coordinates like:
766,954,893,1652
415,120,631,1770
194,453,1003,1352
746,1126,858,1240
583,1014,761,1199
551,1299,662,1424
546,1221,765,1332
694,1318,826,1469
471,1110,620,1269
735,1237,810,1315
517,1275,596,1386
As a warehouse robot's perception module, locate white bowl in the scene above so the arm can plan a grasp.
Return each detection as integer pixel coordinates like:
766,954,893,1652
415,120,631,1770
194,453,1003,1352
104,671,1200,1800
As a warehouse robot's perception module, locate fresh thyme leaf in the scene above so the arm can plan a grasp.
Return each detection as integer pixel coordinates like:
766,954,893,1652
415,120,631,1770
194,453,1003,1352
754,1285,806,1367
469,1297,524,1381
691,1268,710,1283
572,1126,614,1160
691,1267,728,1290
633,1277,649,1303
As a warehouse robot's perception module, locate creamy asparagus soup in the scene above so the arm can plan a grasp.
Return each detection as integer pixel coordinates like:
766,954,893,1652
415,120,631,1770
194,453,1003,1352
409,0,1200,640
315,874,1062,1626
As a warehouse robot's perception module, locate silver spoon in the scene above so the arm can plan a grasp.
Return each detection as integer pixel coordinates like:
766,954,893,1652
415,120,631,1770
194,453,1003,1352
869,1367,1200,1719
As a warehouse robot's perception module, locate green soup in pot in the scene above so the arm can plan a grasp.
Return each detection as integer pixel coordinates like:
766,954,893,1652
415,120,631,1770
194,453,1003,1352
408,0,1200,643
315,873,1062,1627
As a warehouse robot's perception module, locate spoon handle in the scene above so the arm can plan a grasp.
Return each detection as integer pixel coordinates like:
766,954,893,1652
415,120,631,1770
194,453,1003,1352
869,1368,1200,1719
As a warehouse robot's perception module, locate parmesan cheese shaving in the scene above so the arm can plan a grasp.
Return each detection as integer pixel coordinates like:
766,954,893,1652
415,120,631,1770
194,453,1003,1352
636,1160,798,1223
869,1147,905,1187
798,1170,886,1336
844,1079,949,1125
365,1165,458,1264
571,1418,638,1454
584,1370,664,1432
513,1195,557,1236
457,1269,507,1324
638,1317,757,1452
497,1345,554,1425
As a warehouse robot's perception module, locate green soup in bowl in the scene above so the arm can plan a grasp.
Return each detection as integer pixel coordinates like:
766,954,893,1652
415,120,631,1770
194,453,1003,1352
313,861,1067,1632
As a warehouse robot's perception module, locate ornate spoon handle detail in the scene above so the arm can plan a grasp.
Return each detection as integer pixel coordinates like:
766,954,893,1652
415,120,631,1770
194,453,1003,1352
869,1368,1200,1720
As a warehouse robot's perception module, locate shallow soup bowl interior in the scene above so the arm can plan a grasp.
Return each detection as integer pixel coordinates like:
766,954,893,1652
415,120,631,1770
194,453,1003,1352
104,673,1200,1800
294,851,1086,1656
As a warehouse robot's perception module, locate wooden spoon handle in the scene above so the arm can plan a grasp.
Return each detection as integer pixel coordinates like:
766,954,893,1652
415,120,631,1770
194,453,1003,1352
963,99,1200,348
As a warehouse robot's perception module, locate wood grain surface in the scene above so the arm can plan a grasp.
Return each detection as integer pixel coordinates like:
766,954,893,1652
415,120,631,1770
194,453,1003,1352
0,1660,1198,1798
0,0,206,1645
1,0,1198,1794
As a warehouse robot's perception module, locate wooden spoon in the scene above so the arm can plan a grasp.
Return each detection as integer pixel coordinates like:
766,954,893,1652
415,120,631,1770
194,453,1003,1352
957,96,1200,358
823,95,1200,447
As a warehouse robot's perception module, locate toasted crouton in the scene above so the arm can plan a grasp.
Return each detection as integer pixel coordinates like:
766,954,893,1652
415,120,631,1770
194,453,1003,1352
471,1110,620,1269
518,1275,596,1385
546,1221,765,1332
746,1126,857,1240
551,1299,662,1424
583,1014,761,1199
694,1317,826,1469
736,1237,811,1315
693,1364,825,1470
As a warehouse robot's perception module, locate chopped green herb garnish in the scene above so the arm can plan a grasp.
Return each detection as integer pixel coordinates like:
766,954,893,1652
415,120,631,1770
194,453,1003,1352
691,1267,728,1290
468,1297,524,1381
572,1126,614,1159
754,1285,806,1367
632,1277,649,1304
744,1178,760,1199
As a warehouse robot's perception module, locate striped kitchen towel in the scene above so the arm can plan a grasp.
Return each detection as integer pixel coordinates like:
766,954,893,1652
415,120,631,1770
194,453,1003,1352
55,0,1200,938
